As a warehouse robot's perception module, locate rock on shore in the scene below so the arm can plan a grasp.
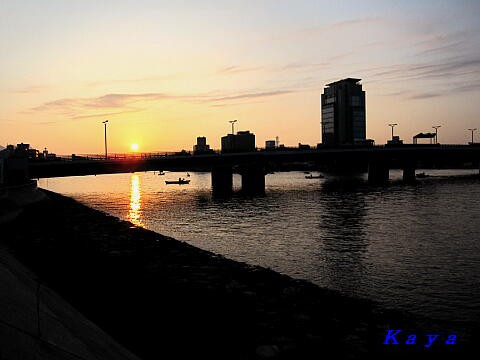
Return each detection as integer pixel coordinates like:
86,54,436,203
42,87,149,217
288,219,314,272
1,189,475,359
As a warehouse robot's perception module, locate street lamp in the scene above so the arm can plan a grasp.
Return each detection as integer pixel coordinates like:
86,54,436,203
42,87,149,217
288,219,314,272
468,128,477,144
432,125,441,144
229,119,237,134
388,123,398,140
102,120,108,159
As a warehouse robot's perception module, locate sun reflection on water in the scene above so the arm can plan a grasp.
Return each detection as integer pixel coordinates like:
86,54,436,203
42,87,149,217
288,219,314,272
128,174,144,227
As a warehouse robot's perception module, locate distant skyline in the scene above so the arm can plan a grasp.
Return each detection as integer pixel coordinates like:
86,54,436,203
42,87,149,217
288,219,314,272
1,0,480,154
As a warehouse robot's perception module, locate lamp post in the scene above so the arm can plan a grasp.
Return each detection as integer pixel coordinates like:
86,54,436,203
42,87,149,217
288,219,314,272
102,120,108,159
432,125,441,144
468,128,477,144
388,123,397,140
229,119,237,134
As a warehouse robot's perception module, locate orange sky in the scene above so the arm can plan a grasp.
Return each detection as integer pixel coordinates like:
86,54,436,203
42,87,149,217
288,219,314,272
1,1,480,154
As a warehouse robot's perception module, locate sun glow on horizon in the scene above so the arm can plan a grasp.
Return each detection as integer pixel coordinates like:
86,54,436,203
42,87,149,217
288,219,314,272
131,143,139,151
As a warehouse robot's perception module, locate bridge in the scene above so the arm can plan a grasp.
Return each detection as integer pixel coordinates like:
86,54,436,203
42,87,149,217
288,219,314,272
26,144,480,195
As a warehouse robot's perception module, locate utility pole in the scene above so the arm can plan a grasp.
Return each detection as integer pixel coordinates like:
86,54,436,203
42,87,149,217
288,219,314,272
102,120,108,159
468,128,477,144
388,123,397,140
432,125,441,144
229,119,237,134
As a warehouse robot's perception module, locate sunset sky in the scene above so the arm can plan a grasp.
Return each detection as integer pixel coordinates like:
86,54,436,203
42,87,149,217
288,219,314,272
1,0,480,154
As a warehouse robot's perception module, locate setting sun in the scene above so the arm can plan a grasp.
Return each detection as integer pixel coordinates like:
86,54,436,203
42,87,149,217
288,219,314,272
131,143,139,151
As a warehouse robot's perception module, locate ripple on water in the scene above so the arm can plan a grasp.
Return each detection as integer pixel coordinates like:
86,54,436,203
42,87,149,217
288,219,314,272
39,170,480,323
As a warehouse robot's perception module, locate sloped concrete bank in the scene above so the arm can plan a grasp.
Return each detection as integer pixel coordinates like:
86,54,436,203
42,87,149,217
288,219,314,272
1,189,476,359
0,244,141,360
0,181,46,224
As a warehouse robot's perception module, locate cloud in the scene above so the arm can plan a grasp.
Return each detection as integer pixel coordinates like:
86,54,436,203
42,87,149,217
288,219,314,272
32,93,177,113
217,62,330,79
72,110,141,120
87,74,181,87
29,93,182,120
364,55,480,83
297,16,382,37
279,62,329,72
451,82,480,93
378,90,409,97
414,30,473,56
407,92,443,100
209,99,267,108
261,15,384,51
208,90,293,102
417,41,467,56
217,66,263,74
31,88,298,117
12,85,50,94
330,16,382,30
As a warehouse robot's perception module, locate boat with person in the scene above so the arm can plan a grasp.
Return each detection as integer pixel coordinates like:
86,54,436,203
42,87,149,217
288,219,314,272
165,178,190,185
415,172,430,178
416,172,429,178
305,174,324,179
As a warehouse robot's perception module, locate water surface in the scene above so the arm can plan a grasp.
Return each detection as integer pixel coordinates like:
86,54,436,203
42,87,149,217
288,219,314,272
39,169,480,323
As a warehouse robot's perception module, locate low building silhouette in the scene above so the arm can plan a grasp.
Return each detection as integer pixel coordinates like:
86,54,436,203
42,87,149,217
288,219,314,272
387,136,404,146
221,131,255,153
0,143,58,185
413,132,436,145
1,144,30,184
265,140,276,150
0,150,6,186
193,136,213,155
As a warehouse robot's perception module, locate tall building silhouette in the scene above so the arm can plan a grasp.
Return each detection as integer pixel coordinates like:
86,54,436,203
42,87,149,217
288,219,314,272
321,78,366,146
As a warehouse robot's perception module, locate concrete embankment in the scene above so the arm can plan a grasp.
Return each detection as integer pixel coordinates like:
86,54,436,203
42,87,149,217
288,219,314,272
0,184,142,360
0,245,141,360
1,189,476,359
0,181,46,224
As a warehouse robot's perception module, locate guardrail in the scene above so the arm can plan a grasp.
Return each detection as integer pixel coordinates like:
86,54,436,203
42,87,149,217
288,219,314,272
28,144,479,163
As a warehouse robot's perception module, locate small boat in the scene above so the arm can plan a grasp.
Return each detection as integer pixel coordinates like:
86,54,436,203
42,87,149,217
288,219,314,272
186,172,190,177
165,178,190,185
416,172,429,178
305,174,324,179
158,171,165,176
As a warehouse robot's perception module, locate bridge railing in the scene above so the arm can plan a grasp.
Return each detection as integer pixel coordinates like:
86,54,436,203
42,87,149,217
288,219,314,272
53,151,196,161
37,143,478,163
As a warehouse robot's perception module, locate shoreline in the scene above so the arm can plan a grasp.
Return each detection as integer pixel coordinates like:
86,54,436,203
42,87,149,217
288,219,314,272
1,189,476,359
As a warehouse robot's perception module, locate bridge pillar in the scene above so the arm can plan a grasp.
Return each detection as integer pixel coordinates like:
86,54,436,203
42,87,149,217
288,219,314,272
240,164,265,195
402,162,416,183
211,165,233,196
368,160,389,185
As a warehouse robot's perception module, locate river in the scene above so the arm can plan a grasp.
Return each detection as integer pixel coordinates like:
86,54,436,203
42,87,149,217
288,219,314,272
39,169,480,324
